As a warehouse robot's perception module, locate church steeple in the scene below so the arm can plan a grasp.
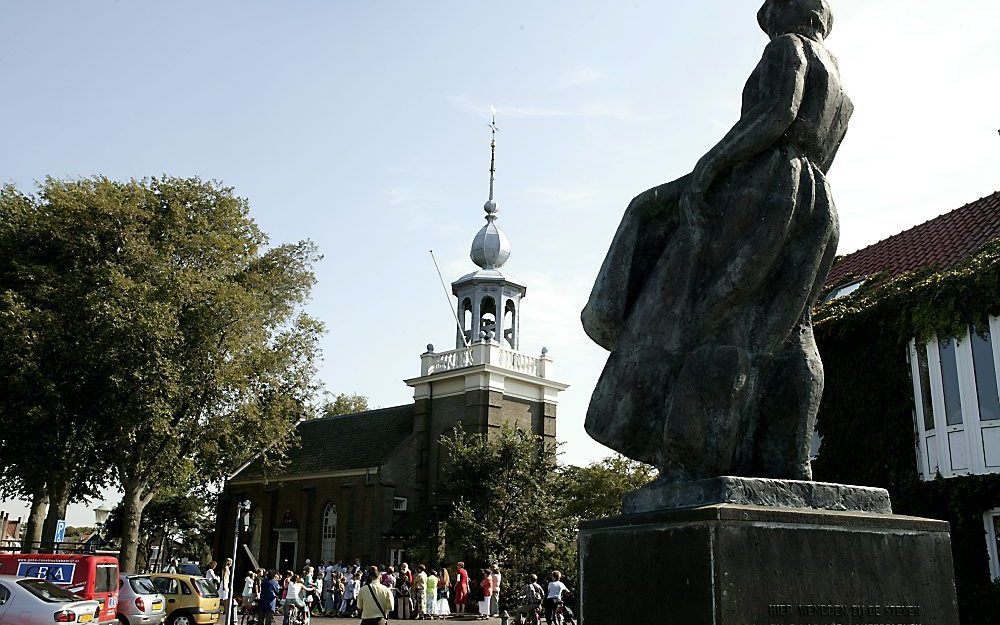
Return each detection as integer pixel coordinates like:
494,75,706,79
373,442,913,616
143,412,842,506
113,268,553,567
470,110,512,271
452,112,526,349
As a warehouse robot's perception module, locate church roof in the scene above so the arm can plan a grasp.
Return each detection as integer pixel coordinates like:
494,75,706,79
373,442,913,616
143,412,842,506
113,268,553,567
234,404,414,480
825,191,1000,286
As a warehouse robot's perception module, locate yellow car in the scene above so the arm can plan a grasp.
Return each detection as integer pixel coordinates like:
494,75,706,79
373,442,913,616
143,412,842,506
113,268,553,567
148,574,220,625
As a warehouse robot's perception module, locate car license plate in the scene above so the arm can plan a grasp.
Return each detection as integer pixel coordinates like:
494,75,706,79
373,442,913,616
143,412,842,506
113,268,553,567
79,615,94,623
152,600,163,610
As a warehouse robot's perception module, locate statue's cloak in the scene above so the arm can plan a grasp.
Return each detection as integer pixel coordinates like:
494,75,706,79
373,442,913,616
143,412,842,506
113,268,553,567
581,174,700,466
582,144,842,469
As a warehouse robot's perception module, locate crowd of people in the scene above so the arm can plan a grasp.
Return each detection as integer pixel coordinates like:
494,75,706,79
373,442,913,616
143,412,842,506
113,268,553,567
224,557,575,625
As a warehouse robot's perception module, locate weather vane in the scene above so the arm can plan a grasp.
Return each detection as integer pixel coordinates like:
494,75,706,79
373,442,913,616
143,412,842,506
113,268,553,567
489,104,499,137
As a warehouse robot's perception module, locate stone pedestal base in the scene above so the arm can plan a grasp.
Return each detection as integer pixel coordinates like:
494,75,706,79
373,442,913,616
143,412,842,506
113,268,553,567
578,505,959,625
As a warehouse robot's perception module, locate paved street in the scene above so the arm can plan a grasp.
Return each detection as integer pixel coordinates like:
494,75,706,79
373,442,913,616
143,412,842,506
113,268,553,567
216,618,506,625
306,619,504,625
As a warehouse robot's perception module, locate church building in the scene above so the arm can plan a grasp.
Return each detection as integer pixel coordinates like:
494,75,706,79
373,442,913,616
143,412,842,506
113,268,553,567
214,133,568,571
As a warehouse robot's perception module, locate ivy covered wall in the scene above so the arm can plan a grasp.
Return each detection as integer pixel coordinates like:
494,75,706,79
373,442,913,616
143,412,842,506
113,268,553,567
813,240,1000,625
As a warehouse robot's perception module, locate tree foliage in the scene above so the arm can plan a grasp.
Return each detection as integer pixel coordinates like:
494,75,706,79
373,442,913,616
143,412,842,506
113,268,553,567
439,425,577,584
561,455,656,522
0,176,323,571
324,393,370,417
105,490,217,571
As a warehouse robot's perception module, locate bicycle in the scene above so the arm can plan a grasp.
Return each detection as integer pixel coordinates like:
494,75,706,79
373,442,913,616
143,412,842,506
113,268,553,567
238,599,259,625
551,601,566,625
515,602,542,625
280,600,309,625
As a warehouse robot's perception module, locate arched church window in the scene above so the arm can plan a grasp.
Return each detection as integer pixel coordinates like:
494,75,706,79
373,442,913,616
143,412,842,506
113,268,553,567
503,300,516,348
321,502,337,562
480,296,497,341
462,299,473,343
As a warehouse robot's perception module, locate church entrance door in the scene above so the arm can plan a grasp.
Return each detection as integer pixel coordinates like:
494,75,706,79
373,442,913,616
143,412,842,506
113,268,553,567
275,528,298,571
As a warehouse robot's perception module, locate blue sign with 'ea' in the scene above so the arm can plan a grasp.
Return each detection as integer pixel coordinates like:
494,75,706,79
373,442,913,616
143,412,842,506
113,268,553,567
17,562,77,585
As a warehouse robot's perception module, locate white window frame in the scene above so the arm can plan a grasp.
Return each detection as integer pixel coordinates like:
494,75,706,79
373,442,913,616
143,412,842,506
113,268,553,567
393,497,408,512
389,549,406,568
321,503,337,562
985,508,1000,582
909,315,1000,480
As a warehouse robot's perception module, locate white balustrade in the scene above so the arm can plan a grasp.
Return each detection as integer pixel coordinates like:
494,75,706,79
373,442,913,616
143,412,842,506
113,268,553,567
420,343,550,377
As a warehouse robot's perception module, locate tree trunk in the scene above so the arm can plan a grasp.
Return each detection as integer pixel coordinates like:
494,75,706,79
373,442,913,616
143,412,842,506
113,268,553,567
119,479,153,573
22,484,49,553
40,478,70,552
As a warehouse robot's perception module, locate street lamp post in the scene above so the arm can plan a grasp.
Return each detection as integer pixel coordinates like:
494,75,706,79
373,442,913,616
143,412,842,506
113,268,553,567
225,499,251,625
93,506,111,551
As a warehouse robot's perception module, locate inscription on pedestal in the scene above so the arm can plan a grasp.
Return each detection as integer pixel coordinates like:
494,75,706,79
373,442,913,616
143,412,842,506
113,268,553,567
578,506,959,625
762,603,922,624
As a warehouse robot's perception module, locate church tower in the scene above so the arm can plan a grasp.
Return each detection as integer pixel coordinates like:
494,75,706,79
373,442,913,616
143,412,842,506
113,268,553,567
452,123,525,349
404,118,568,507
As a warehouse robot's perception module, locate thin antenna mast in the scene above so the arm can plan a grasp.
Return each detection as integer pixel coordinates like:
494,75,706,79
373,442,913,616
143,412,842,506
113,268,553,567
430,250,470,347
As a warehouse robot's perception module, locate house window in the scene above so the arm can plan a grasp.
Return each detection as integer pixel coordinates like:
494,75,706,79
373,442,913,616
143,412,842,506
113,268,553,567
985,509,1000,582
971,320,1000,422
393,497,408,512
366,468,378,483
938,338,965,426
823,280,865,303
321,503,337,562
909,316,1000,479
916,345,935,432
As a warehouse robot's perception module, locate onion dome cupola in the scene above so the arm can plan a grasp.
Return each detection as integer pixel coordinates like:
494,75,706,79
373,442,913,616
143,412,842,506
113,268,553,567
452,113,527,350
470,199,511,270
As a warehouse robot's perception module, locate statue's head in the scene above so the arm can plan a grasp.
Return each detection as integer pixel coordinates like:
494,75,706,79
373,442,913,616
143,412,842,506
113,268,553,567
758,0,833,40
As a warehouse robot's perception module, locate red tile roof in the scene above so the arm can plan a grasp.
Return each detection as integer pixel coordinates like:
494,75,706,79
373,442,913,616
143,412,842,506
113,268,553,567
825,191,1000,287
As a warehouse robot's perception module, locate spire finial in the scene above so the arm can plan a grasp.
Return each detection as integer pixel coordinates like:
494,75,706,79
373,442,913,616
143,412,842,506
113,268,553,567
486,106,499,215
470,110,511,271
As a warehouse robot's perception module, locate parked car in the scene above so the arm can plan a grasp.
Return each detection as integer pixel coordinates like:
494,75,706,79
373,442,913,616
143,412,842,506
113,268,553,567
148,573,220,625
117,574,166,625
0,553,119,624
0,574,101,625
176,564,202,577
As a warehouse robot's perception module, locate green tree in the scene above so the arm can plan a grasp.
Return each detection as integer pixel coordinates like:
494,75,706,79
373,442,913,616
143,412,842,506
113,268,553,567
439,425,576,584
105,491,217,570
324,393,369,417
0,177,322,571
561,455,656,522
0,182,123,549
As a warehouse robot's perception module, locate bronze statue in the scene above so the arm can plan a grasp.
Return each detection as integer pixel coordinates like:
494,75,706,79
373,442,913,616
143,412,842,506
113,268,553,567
582,0,852,482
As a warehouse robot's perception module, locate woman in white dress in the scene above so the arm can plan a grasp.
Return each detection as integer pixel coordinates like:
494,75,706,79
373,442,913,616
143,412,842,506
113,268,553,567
436,567,451,617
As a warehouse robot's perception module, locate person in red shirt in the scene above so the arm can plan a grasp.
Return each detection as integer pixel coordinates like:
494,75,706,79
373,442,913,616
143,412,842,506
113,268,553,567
454,561,470,615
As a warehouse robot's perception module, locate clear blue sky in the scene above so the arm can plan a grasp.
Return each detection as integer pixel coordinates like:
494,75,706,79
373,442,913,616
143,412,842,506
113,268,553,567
2,0,999,525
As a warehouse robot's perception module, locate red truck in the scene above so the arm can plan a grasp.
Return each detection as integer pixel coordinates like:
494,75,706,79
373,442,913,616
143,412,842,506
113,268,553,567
0,553,119,624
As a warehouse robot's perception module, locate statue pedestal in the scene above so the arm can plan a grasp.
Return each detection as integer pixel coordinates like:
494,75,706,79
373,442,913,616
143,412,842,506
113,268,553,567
578,483,960,625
